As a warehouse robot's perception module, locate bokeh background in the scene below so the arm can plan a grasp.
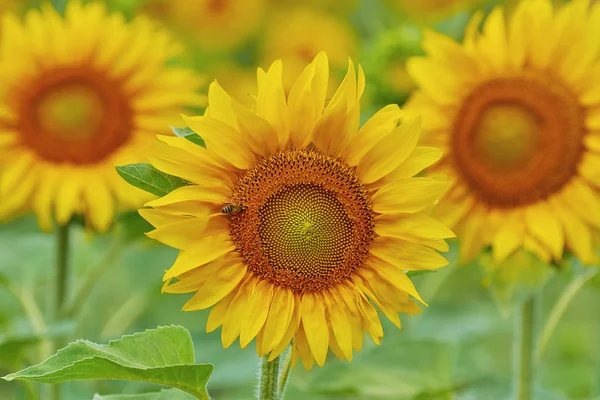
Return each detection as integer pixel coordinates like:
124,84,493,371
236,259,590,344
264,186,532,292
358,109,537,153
1,0,600,399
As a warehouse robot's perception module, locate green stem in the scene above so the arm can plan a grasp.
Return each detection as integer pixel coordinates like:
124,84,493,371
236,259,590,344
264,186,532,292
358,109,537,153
535,268,598,362
55,224,70,316
278,349,293,399
53,223,70,400
62,239,125,317
258,355,280,400
515,296,536,400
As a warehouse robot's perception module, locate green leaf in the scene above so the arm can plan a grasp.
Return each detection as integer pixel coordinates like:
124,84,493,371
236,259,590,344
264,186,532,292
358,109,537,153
406,270,437,278
92,388,196,400
3,326,214,400
116,163,189,197
170,126,205,147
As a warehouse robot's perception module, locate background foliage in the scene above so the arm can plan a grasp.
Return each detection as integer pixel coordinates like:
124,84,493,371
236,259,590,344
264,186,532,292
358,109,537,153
1,0,599,399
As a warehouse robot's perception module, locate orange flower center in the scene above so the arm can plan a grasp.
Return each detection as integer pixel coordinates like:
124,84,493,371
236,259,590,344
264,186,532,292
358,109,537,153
229,149,374,293
16,67,133,164
452,74,585,208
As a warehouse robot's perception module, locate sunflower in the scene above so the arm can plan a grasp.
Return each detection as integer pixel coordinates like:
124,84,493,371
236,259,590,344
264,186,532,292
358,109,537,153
386,0,489,24
0,2,204,232
261,8,358,93
143,0,266,51
406,0,600,266
138,53,452,369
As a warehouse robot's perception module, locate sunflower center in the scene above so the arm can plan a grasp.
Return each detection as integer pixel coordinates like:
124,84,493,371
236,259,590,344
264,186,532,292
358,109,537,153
229,149,374,293
37,85,104,141
17,67,133,164
452,74,585,208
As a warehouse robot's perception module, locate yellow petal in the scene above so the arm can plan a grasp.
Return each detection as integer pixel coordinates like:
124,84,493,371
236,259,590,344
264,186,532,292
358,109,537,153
55,170,82,225
550,198,595,265
232,101,278,156
138,208,188,228
294,324,315,370
256,60,289,149
222,277,256,348
163,234,235,280
31,168,58,232
406,57,461,105
145,185,228,208
261,287,295,355
205,80,238,129
240,280,274,348
370,237,448,270
492,211,525,263
357,116,421,184
337,284,363,351
288,56,319,148
299,292,329,367
524,203,564,260
366,256,425,305
372,178,450,214
357,295,383,345
458,206,488,263
147,214,225,250
163,258,224,294
375,213,455,241
327,294,353,361
83,174,114,232
206,290,237,333
184,115,254,170
268,304,301,361
343,105,402,167
370,146,443,189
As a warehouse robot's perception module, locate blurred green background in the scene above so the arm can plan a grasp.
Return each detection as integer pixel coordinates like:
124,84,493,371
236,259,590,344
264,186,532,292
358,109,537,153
1,0,600,399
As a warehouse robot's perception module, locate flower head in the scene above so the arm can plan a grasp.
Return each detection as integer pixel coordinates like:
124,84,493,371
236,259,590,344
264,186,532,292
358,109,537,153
144,0,266,51
140,53,452,369
261,8,358,92
0,1,204,231
406,0,600,265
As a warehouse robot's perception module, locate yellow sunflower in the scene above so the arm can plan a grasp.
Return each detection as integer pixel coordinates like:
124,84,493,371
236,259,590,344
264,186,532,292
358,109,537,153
0,2,204,232
406,0,600,265
261,8,358,93
387,0,489,24
144,0,266,51
139,54,453,369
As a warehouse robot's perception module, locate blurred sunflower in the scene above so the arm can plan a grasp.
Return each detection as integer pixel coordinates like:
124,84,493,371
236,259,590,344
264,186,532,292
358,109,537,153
0,1,204,232
144,0,266,51
386,0,489,24
407,0,600,265
261,8,358,93
268,0,359,15
140,54,453,369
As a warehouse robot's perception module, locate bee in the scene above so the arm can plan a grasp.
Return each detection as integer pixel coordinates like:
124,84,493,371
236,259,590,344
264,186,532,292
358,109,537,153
222,204,244,215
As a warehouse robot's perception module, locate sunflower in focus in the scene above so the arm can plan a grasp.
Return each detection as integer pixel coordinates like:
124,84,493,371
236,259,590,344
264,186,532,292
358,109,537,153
140,54,453,369
407,0,600,266
0,2,204,232
262,8,358,93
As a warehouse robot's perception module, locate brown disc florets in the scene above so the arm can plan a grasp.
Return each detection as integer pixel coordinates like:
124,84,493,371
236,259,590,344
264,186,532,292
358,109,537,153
229,148,375,293
15,66,133,164
452,73,586,208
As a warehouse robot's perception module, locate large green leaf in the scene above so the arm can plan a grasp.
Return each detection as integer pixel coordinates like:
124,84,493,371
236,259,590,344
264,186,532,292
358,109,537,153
116,163,189,197
170,126,205,147
3,326,213,400
92,388,195,400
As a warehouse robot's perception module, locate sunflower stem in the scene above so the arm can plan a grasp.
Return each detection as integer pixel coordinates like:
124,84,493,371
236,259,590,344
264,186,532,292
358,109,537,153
277,348,293,399
514,296,537,400
536,267,598,362
258,355,280,400
52,223,70,400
